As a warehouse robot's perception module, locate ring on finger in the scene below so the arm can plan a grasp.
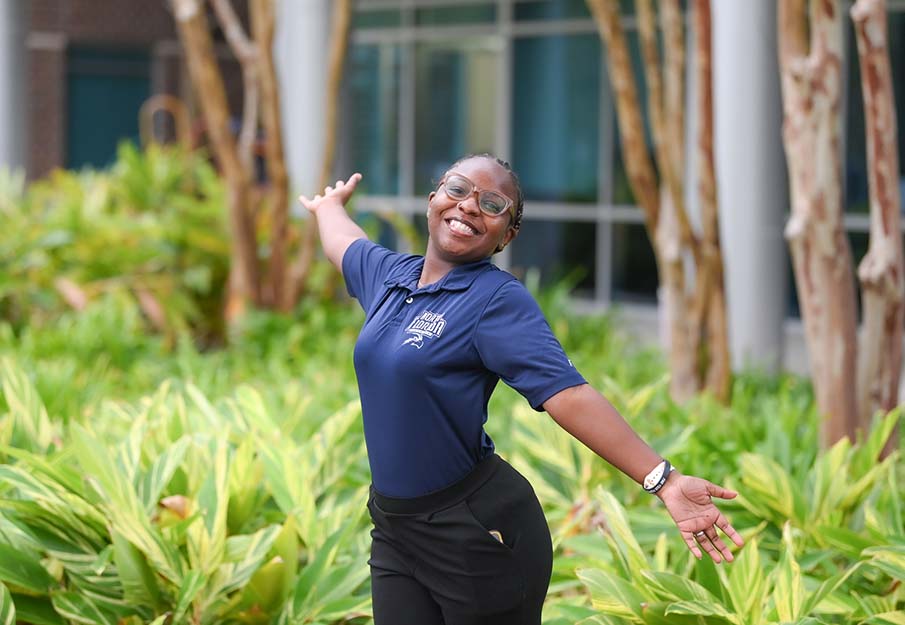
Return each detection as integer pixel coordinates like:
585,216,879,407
694,530,707,539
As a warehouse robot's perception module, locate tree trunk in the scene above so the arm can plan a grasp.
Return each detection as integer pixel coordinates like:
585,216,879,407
851,0,904,453
590,0,732,404
287,0,354,307
247,0,291,311
778,0,859,445
692,0,731,402
171,0,260,319
587,0,659,234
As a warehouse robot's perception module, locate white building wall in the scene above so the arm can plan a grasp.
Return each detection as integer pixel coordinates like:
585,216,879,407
275,0,331,201
0,0,27,171
712,0,789,372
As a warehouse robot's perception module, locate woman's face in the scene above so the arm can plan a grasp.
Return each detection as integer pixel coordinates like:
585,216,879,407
426,157,517,265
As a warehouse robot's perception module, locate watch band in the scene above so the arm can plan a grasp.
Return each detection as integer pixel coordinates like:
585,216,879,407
642,459,673,494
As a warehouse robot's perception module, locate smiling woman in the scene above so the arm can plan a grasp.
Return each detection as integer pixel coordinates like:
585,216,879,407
298,154,743,625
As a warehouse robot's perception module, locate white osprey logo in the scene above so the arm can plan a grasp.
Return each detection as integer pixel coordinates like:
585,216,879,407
402,311,446,349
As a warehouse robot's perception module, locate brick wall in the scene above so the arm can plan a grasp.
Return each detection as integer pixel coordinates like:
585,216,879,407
26,0,244,179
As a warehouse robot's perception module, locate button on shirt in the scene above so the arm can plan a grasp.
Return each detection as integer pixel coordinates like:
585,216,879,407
343,239,586,498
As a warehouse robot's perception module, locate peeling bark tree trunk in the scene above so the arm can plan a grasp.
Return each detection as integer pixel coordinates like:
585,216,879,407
851,0,904,452
778,0,859,445
171,0,260,321
588,0,731,404
247,0,291,310
692,0,731,402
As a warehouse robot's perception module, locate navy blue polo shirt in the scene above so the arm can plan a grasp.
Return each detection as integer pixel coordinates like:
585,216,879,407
343,238,586,498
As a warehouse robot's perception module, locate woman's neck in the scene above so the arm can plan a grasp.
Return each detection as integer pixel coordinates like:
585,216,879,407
418,252,456,288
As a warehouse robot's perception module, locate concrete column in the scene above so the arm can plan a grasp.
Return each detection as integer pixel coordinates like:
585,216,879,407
275,0,331,200
0,0,27,172
713,0,789,372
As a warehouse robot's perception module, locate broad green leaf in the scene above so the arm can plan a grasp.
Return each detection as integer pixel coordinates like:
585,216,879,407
70,426,182,581
863,611,905,625
50,591,116,625
0,357,54,452
173,570,206,623
640,570,718,603
863,545,905,581
807,438,849,522
727,538,764,624
137,438,189,515
8,594,64,625
0,543,55,593
111,530,161,609
800,562,861,615
737,454,806,525
216,524,281,595
774,524,804,622
664,600,738,623
577,568,646,620
186,438,229,575
0,582,15,625
593,489,649,578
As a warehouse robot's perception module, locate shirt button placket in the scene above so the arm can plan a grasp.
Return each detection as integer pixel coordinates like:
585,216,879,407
405,296,414,304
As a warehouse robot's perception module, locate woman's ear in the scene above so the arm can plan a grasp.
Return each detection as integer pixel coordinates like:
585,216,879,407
496,225,517,253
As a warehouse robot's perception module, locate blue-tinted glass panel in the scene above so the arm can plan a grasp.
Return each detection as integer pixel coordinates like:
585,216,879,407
845,11,905,213
353,9,402,28
415,40,498,194
510,219,596,296
66,48,149,169
416,4,496,25
346,44,401,194
512,34,599,202
611,222,658,304
514,0,590,20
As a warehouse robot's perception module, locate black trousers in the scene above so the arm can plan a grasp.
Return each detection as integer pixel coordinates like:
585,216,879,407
367,454,553,625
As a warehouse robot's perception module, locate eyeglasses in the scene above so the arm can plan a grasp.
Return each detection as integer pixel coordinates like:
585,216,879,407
441,174,514,219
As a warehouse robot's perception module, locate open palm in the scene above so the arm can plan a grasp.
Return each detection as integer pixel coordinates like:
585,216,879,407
658,473,745,563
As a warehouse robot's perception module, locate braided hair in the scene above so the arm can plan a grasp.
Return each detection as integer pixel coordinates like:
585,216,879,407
448,153,524,233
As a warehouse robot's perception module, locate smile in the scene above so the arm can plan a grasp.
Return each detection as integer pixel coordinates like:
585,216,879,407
446,218,479,236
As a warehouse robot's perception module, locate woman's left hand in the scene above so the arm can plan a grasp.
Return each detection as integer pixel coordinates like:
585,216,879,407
657,473,745,563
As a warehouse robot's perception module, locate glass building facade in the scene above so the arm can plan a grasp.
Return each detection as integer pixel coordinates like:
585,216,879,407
340,0,905,316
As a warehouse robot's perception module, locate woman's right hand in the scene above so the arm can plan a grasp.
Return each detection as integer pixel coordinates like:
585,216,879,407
299,173,363,214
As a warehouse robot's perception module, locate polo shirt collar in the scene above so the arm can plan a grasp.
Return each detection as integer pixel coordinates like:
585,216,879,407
383,256,493,293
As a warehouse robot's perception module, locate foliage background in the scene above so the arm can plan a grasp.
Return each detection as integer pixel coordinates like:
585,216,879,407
0,147,903,624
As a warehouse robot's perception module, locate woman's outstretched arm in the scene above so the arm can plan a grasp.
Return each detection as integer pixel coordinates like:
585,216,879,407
299,173,369,272
543,383,744,563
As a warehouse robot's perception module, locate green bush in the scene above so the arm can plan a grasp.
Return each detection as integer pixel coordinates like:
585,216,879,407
0,144,230,340
0,296,902,624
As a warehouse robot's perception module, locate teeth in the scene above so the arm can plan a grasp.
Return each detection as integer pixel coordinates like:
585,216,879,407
448,219,477,235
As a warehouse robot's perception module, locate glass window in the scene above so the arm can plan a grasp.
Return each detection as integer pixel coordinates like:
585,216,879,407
611,222,658,304
512,34,600,202
416,4,496,26
353,9,402,29
509,219,597,296
514,0,591,21
66,48,150,169
344,43,401,195
414,39,499,194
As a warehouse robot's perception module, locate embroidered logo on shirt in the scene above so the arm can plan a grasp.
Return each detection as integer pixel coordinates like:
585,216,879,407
402,310,446,349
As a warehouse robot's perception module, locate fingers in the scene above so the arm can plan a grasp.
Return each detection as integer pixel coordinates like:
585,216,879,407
683,532,704,560
692,530,723,564
707,481,738,500
684,514,744,564
715,512,745,547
